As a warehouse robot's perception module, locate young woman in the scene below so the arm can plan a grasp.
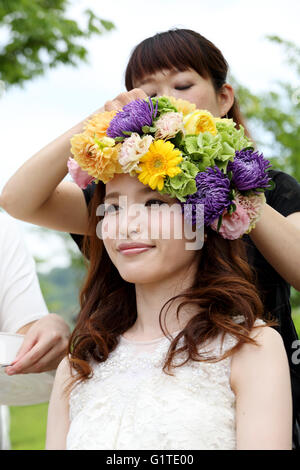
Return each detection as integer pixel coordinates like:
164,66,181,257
0,28,299,448
45,170,292,450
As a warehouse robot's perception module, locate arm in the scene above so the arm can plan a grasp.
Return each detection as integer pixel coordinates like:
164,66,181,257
249,203,300,290
45,357,71,450
6,314,70,374
0,89,147,234
0,117,94,234
231,326,293,450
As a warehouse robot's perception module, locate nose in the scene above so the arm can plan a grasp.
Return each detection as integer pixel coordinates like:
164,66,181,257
118,202,145,238
158,85,173,97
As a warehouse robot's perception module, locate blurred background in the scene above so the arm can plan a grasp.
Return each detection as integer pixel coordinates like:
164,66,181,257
1,0,300,449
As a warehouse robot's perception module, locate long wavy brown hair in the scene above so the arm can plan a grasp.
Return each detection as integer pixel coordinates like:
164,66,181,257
66,29,277,392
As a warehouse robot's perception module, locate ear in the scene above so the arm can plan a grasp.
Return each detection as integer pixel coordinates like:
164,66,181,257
217,83,235,117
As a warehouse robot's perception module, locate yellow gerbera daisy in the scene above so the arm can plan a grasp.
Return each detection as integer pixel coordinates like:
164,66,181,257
136,140,183,191
164,95,196,116
70,133,122,184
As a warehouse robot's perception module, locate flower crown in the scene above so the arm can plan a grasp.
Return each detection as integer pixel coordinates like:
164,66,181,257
68,96,274,240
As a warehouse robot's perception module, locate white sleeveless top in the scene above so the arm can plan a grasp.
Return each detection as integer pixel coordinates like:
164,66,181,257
66,317,265,450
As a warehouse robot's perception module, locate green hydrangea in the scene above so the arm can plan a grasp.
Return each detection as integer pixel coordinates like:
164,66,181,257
151,96,178,118
159,159,198,202
179,119,253,173
214,121,253,170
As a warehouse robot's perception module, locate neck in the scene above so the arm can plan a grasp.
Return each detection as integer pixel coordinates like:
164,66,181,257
130,263,199,338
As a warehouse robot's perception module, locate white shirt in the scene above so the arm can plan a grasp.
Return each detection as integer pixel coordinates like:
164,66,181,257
0,212,48,333
0,212,49,450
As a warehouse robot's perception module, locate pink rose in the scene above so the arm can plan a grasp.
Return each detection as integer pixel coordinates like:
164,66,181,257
211,202,250,240
67,157,95,189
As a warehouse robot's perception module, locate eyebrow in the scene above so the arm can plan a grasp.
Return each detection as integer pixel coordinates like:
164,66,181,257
138,69,181,86
104,186,157,202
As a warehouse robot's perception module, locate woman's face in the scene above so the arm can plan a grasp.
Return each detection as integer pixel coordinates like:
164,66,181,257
133,68,233,117
101,173,200,285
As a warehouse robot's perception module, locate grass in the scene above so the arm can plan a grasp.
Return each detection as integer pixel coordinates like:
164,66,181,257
9,403,48,450
8,313,300,450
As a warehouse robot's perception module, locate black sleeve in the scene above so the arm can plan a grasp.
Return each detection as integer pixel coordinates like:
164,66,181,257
266,169,300,216
69,182,97,252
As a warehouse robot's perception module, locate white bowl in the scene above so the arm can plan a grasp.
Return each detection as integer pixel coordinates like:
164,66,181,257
0,332,55,406
0,332,24,366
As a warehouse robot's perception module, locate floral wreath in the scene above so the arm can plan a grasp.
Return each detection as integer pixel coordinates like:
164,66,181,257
68,95,274,240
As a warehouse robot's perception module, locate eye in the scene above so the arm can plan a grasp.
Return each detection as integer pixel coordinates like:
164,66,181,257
145,199,166,207
175,84,192,91
104,204,119,214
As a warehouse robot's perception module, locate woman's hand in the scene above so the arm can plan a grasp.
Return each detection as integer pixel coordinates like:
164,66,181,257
5,314,71,375
103,88,148,111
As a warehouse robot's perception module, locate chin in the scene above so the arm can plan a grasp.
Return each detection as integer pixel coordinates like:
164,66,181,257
118,268,160,284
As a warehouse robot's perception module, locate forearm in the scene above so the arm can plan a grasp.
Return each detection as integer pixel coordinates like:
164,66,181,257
0,109,101,218
249,203,300,290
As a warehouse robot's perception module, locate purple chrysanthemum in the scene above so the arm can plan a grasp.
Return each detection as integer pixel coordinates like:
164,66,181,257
106,98,158,138
181,166,231,227
227,149,272,191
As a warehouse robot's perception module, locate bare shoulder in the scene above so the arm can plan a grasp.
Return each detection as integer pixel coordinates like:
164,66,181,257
230,325,287,391
53,356,73,396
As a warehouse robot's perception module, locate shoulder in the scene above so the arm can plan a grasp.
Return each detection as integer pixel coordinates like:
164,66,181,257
230,325,287,392
56,356,73,380
268,169,299,186
53,356,73,396
266,169,300,213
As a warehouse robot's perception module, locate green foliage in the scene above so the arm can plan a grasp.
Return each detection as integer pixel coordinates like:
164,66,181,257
232,35,300,181
0,0,115,87
292,311,300,338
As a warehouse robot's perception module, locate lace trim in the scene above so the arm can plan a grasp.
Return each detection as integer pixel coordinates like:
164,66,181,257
69,316,266,420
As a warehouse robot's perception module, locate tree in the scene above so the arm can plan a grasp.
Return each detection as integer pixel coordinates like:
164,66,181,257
233,36,300,314
232,35,300,181
0,0,114,88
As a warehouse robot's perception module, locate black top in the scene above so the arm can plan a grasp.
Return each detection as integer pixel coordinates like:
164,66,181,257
69,169,300,449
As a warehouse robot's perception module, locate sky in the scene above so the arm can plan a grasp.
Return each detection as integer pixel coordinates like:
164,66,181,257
0,0,299,270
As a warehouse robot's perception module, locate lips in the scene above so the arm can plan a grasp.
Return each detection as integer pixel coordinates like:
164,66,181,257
118,242,155,252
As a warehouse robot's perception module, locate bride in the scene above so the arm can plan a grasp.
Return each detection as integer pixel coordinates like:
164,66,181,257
45,168,292,449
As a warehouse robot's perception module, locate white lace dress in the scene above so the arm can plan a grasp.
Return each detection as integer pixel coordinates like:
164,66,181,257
66,317,265,450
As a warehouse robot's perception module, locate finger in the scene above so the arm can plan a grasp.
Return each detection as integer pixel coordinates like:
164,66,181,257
6,339,53,375
11,334,38,364
8,347,65,374
130,88,148,100
104,100,122,112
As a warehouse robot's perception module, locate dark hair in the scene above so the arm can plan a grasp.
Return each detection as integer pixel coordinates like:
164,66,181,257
125,28,250,137
65,179,277,393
